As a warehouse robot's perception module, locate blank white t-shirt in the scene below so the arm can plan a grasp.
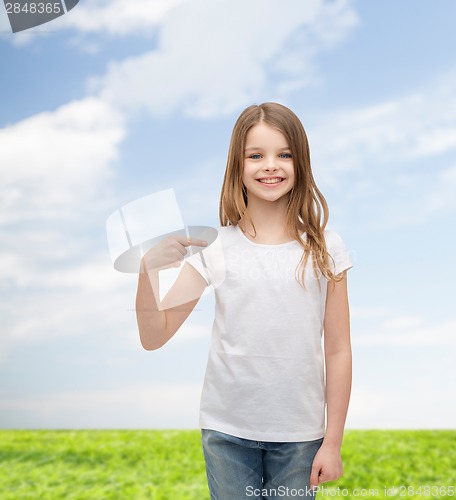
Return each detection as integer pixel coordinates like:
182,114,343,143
186,224,353,442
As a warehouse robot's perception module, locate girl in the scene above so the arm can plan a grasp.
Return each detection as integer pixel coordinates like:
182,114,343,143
136,102,353,499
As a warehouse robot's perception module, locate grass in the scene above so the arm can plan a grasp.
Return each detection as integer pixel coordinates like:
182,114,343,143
0,430,207,499
0,430,454,499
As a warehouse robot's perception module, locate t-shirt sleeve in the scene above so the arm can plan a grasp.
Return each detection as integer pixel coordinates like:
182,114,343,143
185,250,210,286
326,231,354,276
184,231,226,289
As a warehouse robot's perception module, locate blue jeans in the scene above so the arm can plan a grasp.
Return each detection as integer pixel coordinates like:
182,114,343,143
201,429,324,499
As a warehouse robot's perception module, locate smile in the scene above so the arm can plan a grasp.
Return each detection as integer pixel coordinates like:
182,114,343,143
256,178,285,185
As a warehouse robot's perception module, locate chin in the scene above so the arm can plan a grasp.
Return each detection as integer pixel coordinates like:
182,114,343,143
254,192,287,203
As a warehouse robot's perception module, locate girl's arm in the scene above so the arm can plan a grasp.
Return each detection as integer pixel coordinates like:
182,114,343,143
310,271,352,490
136,262,207,350
323,270,352,448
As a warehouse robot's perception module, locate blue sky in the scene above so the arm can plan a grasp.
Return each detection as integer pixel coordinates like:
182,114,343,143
0,0,455,429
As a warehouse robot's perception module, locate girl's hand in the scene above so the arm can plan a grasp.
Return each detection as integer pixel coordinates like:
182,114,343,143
310,443,343,491
140,235,208,273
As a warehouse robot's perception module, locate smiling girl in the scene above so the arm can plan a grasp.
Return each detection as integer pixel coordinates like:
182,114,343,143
136,102,354,499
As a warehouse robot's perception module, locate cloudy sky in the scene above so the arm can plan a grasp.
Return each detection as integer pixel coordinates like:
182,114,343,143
0,0,455,430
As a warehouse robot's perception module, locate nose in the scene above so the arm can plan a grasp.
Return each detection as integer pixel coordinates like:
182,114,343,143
264,155,278,171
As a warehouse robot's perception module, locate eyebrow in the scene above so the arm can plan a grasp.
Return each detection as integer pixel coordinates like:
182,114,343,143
244,146,291,152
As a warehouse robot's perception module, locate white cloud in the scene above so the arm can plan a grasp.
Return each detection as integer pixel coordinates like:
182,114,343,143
307,70,456,231
349,160,456,229
425,164,456,214
351,306,392,320
381,316,424,331
347,383,455,429
0,97,129,357
349,309,456,438
0,91,218,359
171,155,226,225
352,315,456,347
0,282,133,347
90,0,358,119
61,0,187,36
0,266,211,359
311,71,456,186
0,383,202,428
0,0,187,46
0,96,125,224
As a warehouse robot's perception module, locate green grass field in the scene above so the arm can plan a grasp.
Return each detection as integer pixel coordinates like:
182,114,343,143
0,430,454,499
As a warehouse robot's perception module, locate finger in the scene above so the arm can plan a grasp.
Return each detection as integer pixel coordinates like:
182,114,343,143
174,246,188,259
310,466,320,490
189,239,208,247
175,235,208,247
166,239,188,258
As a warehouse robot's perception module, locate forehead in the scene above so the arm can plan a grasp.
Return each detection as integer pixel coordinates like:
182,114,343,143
245,123,289,147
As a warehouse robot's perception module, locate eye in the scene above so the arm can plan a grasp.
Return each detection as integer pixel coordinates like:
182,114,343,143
279,153,292,159
249,154,262,160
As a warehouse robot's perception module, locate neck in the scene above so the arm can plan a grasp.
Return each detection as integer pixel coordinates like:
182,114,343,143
239,196,289,235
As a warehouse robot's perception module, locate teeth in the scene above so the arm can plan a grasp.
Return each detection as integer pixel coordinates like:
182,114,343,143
259,178,283,184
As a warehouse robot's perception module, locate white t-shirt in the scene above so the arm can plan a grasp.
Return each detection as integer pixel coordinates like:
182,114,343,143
186,224,353,442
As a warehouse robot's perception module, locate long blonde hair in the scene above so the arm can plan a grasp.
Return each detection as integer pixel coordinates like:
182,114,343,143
219,102,343,288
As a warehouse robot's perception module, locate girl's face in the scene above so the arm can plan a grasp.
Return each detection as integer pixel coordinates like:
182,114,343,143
242,122,294,204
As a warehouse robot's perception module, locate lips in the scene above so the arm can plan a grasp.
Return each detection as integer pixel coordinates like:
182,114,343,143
256,177,285,185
